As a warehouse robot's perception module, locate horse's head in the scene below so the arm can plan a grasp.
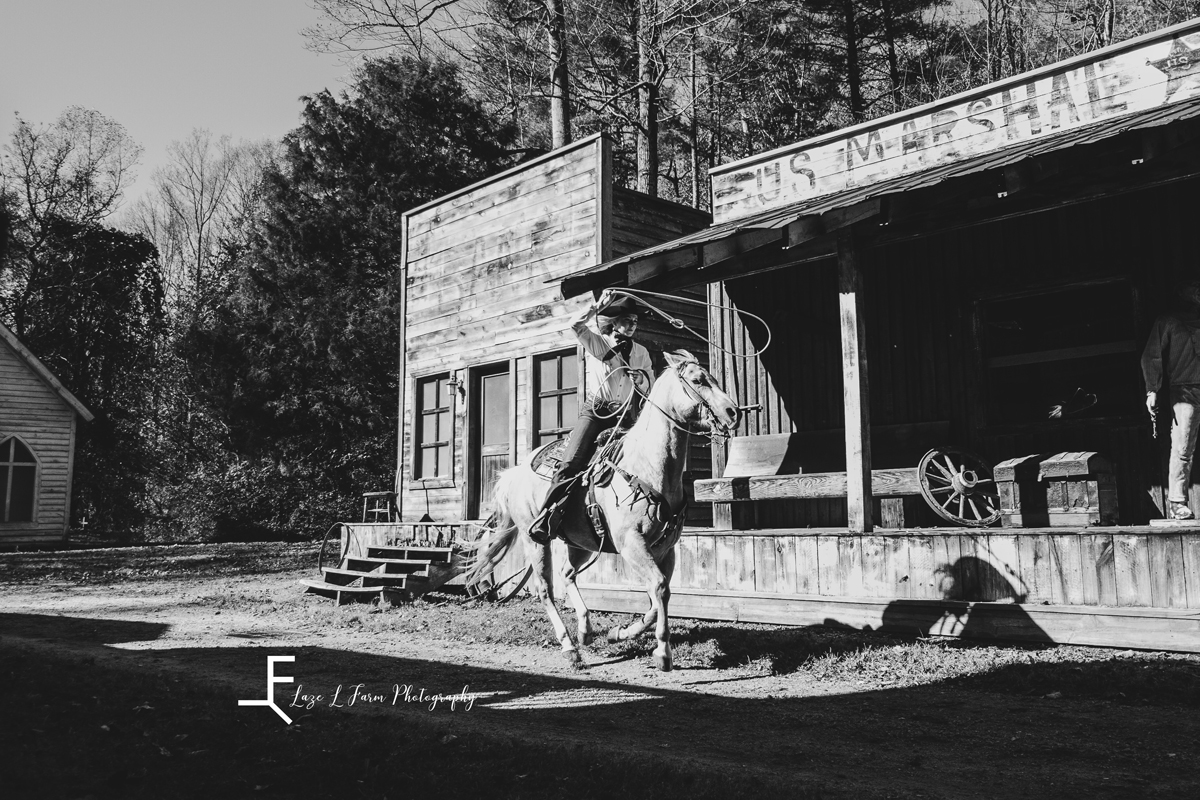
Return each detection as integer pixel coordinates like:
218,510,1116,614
655,350,740,434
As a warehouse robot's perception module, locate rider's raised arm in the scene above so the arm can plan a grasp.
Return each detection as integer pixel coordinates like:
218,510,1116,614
571,298,611,361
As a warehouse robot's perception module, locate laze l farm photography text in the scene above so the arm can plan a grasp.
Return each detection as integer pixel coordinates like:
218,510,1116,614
290,683,479,712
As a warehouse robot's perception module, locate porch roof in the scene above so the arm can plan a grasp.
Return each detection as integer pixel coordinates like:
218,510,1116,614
560,95,1200,299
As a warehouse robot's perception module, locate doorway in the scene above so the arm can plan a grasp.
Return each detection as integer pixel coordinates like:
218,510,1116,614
467,362,512,519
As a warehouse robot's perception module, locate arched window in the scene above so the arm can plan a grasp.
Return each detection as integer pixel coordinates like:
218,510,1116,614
1,437,37,523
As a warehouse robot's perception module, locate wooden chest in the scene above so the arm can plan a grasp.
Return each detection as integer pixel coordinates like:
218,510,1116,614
995,451,1118,527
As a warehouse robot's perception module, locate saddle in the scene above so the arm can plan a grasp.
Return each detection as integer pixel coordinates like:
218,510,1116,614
530,430,687,557
530,428,625,479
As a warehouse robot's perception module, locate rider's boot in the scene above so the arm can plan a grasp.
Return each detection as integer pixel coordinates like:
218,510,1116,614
529,501,565,545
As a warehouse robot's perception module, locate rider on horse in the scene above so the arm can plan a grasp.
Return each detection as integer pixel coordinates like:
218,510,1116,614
528,288,654,544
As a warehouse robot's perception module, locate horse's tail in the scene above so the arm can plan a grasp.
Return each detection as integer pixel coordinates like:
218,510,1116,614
461,469,523,591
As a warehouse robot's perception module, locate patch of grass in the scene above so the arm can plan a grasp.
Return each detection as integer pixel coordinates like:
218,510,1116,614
187,589,288,614
0,542,319,585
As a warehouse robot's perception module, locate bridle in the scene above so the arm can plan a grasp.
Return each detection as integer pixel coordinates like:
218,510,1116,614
635,359,737,441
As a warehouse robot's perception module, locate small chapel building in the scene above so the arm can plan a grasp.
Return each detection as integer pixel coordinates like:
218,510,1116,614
0,321,93,546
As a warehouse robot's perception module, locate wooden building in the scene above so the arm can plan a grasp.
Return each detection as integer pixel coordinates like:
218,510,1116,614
393,134,710,527
0,321,93,546
560,20,1200,651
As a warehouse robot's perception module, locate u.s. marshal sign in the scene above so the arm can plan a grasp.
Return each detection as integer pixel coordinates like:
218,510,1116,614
709,19,1200,224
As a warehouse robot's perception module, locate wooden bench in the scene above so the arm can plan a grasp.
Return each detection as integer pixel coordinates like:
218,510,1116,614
694,422,950,529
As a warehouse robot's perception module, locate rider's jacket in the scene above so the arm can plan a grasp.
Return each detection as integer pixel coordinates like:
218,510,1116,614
573,320,654,407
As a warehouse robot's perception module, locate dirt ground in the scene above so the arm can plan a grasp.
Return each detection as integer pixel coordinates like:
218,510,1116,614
2,543,1199,799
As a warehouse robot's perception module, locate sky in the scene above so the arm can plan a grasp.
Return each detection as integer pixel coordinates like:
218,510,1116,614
1,0,353,205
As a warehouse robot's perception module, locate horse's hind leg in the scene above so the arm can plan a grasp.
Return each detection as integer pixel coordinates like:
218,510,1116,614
563,547,597,646
529,538,581,668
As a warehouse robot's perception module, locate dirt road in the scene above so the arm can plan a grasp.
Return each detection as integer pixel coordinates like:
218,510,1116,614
2,544,1198,799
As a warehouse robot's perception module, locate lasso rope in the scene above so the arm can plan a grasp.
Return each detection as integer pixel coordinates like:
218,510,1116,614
607,287,773,360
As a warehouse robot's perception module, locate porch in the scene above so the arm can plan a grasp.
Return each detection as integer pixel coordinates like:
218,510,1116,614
577,524,1200,652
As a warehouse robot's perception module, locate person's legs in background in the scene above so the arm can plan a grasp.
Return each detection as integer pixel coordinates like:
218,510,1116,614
1167,386,1200,519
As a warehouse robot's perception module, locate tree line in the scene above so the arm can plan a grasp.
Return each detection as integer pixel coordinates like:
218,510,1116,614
2,1,1198,542
1,62,516,541
307,0,1200,203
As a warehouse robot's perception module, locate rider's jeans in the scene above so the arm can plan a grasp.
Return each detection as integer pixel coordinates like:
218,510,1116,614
541,399,622,508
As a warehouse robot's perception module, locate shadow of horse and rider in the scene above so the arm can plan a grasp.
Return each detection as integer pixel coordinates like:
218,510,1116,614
875,554,1053,646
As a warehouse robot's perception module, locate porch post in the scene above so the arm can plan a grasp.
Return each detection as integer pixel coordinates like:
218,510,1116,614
837,232,873,533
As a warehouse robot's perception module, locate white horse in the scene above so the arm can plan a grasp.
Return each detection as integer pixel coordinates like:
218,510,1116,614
464,351,739,671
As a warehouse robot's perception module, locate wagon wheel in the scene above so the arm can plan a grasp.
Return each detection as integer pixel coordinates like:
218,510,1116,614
491,564,533,603
917,447,1001,527
317,522,348,571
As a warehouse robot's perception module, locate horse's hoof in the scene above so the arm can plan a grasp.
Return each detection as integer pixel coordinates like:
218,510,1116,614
607,626,623,643
562,649,584,669
653,653,672,672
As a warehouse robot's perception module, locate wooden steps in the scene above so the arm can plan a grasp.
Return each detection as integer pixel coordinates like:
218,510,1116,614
297,579,397,605
300,544,460,604
368,545,455,563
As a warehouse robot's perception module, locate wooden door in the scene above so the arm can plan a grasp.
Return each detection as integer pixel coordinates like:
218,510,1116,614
469,365,511,519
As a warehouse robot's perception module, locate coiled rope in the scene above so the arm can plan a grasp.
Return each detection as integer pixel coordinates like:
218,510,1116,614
606,287,773,360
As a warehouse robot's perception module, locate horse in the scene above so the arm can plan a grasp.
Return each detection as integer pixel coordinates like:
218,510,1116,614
463,350,739,671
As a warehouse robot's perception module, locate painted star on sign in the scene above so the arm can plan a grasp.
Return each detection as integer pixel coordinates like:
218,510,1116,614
1148,36,1200,101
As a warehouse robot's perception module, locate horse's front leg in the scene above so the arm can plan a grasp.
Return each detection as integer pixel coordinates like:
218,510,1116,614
611,533,674,672
650,547,675,672
563,546,597,646
606,605,657,643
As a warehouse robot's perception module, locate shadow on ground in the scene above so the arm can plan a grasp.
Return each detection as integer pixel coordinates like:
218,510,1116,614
2,610,1198,800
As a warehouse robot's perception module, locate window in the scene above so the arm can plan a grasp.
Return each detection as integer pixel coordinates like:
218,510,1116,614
1,437,37,523
415,375,452,479
534,351,579,447
979,279,1140,427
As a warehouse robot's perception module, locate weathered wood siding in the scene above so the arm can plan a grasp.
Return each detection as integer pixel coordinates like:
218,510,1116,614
0,336,76,543
578,526,1200,650
707,176,1199,528
401,138,603,522
398,138,712,523
584,527,1200,608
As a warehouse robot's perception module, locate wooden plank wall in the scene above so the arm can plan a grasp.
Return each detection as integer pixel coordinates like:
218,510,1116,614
400,139,713,524
0,338,75,543
707,177,1200,528
580,527,1200,610
402,139,604,523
